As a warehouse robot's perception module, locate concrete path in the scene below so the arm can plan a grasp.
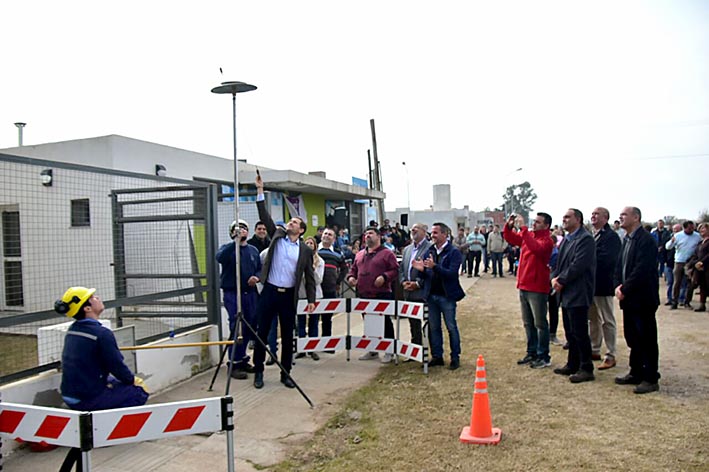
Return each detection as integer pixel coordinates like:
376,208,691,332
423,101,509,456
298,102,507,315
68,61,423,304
3,276,479,471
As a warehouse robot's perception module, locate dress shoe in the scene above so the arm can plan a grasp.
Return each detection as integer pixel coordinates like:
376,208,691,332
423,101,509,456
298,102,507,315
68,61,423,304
280,374,296,388
683,302,693,309
517,354,536,365
563,342,569,350
309,352,320,361
230,368,247,380
664,300,674,306
569,370,595,383
591,353,602,361
295,352,306,359
235,363,255,373
694,304,706,312
266,356,276,366
253,372,264,389
429,357,445,367
553,365,575,376
448,359,460,370
615,373,642,385
670,303,678,310
597,358,616,370
633,381,659,394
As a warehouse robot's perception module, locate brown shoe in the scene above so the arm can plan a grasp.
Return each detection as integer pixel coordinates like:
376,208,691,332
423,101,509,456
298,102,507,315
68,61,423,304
597,358,616,370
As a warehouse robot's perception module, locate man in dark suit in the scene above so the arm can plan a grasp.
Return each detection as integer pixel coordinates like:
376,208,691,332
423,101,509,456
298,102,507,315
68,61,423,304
614,206,661,394
399,223,431,348
252,175,316,389
552,208,597,383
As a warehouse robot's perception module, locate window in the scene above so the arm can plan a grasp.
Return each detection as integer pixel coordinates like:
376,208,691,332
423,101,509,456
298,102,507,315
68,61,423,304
1,210,23,307
71,198,91,227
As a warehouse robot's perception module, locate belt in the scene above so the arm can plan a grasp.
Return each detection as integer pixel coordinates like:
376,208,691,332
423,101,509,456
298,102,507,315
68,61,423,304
266,282,294,293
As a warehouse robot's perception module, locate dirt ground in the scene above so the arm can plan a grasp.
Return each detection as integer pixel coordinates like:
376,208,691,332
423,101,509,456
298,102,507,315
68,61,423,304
273,275,709,471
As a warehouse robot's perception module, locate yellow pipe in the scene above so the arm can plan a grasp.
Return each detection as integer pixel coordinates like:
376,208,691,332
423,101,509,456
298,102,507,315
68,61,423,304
119,340,235,351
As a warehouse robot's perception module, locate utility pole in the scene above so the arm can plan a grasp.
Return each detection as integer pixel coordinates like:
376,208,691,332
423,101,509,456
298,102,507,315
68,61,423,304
370,119,385,223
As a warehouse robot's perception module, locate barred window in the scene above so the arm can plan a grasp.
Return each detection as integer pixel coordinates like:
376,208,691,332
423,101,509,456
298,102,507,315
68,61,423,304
71,198,91,227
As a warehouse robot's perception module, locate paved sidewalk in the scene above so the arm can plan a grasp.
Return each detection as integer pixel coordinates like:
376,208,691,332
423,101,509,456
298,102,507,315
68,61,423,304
4,276,478,471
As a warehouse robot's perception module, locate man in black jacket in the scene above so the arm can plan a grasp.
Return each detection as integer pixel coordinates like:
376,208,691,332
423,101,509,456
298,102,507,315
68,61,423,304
552,209,597,383
252,175,316,389
589,207,621,370
614,206,661,394
318,227,348,339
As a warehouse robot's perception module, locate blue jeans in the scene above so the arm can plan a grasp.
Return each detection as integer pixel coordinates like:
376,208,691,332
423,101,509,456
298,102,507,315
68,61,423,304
427,294,461,360
519,290,550,362
665,266,688,303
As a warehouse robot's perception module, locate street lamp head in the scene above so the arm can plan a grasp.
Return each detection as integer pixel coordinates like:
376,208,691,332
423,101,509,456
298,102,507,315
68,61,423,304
211,81,257,95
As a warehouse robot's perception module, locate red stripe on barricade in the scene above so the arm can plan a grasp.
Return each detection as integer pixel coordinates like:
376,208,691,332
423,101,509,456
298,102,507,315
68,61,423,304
0,410,26,434
107,412,152,440
373,302,389,313
305,340,319,350
164,406,205,433
325,300,341,311
376,341,392,351
325,338,339,349
401,344,409,355
354,301,368,311
311,301,320,310
35,415,71,439
412,347,420,358
355,339,371,349
412,305,420,316
401,304,409,315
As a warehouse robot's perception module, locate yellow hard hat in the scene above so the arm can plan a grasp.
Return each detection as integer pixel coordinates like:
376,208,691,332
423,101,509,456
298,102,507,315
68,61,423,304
54,287,96,317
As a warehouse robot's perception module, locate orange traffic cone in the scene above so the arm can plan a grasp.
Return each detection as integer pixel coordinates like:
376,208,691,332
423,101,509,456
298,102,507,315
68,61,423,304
460,354,502,445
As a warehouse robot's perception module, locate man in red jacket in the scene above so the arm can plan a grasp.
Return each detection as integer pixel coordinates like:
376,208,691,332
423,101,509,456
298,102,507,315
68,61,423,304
503,213,555,369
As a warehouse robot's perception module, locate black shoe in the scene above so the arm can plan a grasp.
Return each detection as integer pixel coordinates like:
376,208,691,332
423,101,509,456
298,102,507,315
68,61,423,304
474,274,481,277
324,350,336,354
633,381,659,394
683,302,693,309
553,365,575,376
266,356,276,366
569,370,595,383
530,358,551,369
309,352,320,361
562,342,569,350
499,275,504,278
280,374,296,388
295,352,306,359
695,305,706,312
230,368,247,380
235,363,255,374
664,300,674,306
670,303,678,310
429,357,445,367
615,373,642,385
517,354,536,365
448,359,460,370
253,372,264,389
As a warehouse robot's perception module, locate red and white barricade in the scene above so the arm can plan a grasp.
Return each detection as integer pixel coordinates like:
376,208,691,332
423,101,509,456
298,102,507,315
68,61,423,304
296,299,347,353
0,396,235,472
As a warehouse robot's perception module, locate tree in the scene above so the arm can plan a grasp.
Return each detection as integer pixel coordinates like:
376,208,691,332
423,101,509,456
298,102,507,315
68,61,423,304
501,181,537,221
698,208,709,223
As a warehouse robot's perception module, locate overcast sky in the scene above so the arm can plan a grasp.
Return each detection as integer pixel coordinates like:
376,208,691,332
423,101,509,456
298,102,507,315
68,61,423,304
2,1,707,223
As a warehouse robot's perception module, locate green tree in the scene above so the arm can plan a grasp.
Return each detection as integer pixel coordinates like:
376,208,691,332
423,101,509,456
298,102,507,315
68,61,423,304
501,181,537,221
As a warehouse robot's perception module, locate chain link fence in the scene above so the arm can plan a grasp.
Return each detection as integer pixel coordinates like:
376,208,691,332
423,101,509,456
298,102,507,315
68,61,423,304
0,153,220,384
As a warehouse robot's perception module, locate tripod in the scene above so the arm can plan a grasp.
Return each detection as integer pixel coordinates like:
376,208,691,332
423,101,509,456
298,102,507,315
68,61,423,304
207,296,314,408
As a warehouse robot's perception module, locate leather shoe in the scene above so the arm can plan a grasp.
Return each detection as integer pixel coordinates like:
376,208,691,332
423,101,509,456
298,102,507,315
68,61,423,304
553,365,575,376
591,353,602,361
295,352,306,359
633,381,659,394
309,352,320,361
569,370,595,383
448,359,460,370
230,368,247,380
429,357,445,367
280,374,296,389
664,300,673,306
253,372,264,389
597,358,616,370
615,373,642,385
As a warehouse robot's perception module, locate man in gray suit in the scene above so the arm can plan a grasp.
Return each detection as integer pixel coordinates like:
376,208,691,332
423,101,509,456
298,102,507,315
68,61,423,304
552,208,597,383
399,223,431,347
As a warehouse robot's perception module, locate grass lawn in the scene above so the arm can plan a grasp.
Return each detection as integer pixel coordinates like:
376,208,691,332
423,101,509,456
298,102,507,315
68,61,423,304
0,333,38,378
273,276,708,471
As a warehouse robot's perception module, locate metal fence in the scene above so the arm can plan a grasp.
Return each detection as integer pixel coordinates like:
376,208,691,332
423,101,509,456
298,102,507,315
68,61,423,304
0,153,220,384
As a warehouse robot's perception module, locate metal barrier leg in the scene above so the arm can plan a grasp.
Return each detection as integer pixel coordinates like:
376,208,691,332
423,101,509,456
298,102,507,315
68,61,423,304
81,451,91,472
226,429,235,472
423,306,429,375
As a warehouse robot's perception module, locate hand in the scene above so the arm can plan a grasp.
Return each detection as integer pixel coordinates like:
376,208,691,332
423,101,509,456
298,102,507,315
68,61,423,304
615,284,625,301
255,173,264,192
506,215,516,228
411,258,425,272
134,376,150,393
515,215,525,228
422,254,436,269
247,276,259,287
551,277,564,292
403,281,416,291
374,275,386,288
305,303,316,314
348,277,357,287
696,261,704,270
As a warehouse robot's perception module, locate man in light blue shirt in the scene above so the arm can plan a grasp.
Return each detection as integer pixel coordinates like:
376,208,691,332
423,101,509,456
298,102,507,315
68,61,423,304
666,220,702,309
465,226,486,277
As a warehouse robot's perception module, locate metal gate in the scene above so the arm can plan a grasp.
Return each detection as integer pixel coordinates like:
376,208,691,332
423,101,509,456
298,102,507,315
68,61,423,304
111,184,221,343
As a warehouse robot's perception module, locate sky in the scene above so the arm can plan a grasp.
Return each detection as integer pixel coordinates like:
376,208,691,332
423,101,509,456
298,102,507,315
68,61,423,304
2,0,708,224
